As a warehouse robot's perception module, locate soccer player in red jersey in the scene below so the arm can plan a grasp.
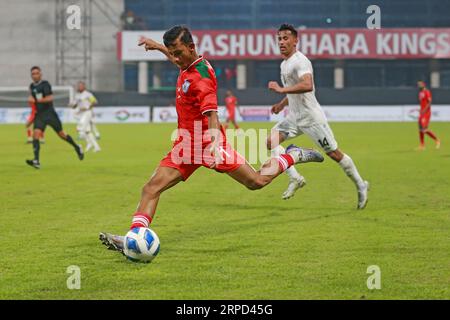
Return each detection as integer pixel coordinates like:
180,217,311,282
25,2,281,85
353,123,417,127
417,81,440,150
224,90,240,130
99,25,324,254
25,101,44,143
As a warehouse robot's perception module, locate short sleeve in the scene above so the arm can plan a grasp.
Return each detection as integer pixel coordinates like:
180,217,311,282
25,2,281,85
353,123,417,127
193,78,218,114
43,81,53,96
296,58,313,79
427,90,432,101
88,92,98,104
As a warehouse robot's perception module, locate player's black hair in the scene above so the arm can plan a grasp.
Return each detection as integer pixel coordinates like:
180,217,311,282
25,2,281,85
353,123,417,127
163,25,194,47
278,23,298,38
30,66,41,72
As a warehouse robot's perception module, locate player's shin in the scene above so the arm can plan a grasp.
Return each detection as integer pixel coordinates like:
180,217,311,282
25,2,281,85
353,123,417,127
338,154,364,188
425,130,438,141
261,154,295,177
32,139,40,161
27,128,32,142
87,132,100,151
271,145,302,181
65,134,78,148
419,131,425,146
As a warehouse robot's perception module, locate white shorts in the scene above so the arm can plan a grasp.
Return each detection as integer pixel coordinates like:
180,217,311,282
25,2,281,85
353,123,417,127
273,117,338,153
77,111,93,133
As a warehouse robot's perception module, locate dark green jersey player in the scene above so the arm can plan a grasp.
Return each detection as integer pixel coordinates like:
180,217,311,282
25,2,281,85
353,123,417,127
26,66,84,169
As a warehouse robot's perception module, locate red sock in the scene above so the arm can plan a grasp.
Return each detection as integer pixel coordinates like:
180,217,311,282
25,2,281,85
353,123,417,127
425,130,438,141
276,154,295,172
130,212,152,230
419,131,425,145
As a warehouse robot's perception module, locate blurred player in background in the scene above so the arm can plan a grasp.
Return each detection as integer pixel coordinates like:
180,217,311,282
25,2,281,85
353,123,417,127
417,81,440,150
99,25,324,253
26,66,84,169
91,117,101,140
25,100,44,143
268,24,369,209
70,81,101,152
224,89,240,130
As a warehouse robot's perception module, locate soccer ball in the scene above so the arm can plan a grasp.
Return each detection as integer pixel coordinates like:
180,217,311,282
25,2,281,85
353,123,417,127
123,227,160,263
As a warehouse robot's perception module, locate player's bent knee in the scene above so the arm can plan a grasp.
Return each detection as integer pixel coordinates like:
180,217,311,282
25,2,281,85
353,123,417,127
58,132,66,139
246,177,266,190
327,150,343,162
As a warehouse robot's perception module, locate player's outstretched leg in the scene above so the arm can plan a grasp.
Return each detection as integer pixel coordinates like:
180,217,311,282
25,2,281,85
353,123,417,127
328,149,369,209
57,131,84,160
91,122,101,140
99,166,183,254
228,145,323,190
271,145,306,200
84,130,101,152
425,130,440,149
267,131,307,200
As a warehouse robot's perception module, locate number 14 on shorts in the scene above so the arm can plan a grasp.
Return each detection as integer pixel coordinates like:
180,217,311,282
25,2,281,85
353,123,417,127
318,137,329,149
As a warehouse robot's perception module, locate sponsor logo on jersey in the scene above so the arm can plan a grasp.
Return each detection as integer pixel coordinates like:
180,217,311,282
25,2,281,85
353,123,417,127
182,80,191,93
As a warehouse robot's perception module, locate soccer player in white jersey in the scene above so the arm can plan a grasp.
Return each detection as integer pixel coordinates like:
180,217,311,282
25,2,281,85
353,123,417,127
267,24,369,209
70,81,101,152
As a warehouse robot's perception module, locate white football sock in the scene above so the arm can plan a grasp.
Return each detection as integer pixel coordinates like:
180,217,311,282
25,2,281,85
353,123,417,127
339,154,364,188
87,132,100,151
91,123,100,138
271,145,302,181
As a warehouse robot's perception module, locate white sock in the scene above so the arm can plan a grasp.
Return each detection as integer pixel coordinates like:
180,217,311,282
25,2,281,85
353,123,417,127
339,154,364,188
83,133,90,150
91,123,100,138
87,132,100,151
271,145,302,181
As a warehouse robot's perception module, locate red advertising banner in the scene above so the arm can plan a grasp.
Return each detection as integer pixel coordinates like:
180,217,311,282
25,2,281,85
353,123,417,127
120,29,450,61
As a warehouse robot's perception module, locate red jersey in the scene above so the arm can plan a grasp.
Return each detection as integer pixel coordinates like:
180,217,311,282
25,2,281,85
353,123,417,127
225,96,237,112
161,56,243,179
29,101,37,113
27,101,37,122
175,56,218,143
419,89,431,116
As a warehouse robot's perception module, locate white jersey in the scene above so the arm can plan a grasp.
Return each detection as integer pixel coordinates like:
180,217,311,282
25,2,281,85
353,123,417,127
72,90,97,114
280,51,327,127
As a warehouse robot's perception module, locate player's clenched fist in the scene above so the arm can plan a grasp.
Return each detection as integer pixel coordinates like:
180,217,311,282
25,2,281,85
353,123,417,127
209,142,222,169
268,81,284,93
271,102,284,114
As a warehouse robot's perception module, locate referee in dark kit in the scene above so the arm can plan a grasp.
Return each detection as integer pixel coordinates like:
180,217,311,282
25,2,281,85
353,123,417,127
26,66,84,169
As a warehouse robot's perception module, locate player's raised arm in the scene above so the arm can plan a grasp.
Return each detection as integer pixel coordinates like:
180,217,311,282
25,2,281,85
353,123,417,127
138,36,177,66
268,73,314,94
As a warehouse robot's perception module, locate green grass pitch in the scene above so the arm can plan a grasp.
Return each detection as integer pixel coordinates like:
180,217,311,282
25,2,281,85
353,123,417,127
0,122,448,299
